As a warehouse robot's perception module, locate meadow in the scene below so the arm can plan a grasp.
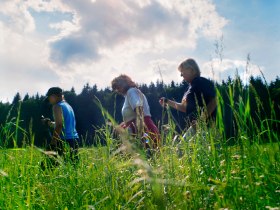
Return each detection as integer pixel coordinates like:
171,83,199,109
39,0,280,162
0,79,279,209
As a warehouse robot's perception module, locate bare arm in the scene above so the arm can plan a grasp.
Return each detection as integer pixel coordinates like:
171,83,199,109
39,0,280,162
159,97,187,113
51,105,63,144
167,100,187,112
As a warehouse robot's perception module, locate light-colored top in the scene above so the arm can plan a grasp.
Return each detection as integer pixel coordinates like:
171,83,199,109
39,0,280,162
122,88,151,123
57,101,79,140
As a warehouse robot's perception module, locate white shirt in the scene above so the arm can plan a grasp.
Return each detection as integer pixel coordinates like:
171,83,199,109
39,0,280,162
122,88,151,123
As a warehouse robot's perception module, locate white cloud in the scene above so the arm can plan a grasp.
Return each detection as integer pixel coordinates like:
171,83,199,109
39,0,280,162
0,0,35,33
0,21,59,102
49,20,80,39
0,0,228,101
46,0,228,89
148,58,179,82
202,58,264,82
49,0,227,65
0,0,74,101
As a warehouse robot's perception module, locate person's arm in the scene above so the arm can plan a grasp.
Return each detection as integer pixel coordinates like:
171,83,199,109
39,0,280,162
126,88,145,137
51,105,63,145
41,117,54,128
159,97,187,113
199,80,217,120
135,106,144,138
205,97,217,118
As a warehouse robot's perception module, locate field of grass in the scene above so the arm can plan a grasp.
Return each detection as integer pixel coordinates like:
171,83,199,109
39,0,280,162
0,82,280,209
0,127,279,209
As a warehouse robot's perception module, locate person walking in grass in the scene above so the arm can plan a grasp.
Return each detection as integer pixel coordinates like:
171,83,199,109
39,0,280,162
42,87,79,164
111,74,160,150
159,58,217,134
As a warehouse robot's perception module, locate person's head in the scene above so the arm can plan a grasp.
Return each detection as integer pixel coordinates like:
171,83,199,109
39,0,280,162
111,74,137,95
45,87,63,105
178,58,201,83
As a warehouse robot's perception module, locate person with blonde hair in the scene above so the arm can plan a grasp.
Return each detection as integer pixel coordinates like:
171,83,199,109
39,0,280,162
159,58,217,130
111,74,160,149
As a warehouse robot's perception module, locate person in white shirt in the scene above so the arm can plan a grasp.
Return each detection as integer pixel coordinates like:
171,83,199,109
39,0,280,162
111,74,160,149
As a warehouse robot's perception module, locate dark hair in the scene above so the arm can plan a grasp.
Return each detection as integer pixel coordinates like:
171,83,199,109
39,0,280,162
178,58,201,76
111,74,137,92
46,87,63,97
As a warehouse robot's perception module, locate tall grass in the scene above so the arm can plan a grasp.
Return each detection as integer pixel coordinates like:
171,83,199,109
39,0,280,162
0,79,279,209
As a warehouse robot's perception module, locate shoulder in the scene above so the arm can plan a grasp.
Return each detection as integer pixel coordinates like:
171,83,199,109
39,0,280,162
200,77,214,85
192,76,207,83
127,87,138,94
53,104,62,112
197,77,216,96
127,87,140,97
53,104,60,109
192,77,214,87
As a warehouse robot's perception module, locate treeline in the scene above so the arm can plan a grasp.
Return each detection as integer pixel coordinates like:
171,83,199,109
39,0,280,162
0,75,279,147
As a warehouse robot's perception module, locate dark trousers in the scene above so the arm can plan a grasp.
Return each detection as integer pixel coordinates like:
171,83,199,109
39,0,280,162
55,138,79,164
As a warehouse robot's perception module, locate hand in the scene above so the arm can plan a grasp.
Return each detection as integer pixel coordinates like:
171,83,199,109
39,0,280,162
159,97,168,107
41,118,51,126
114,122,126,135
119,122,126,127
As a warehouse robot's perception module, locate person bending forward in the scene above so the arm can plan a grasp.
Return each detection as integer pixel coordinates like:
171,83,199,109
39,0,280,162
112,75,160,149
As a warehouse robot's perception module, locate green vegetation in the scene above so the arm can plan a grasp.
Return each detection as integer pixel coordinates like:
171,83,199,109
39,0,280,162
0,131,279,209
0,75,280,147
1,75,280,209
0,140,279,209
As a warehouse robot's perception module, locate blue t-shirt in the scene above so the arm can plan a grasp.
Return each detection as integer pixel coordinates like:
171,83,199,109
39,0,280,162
183,76,216,122
57,101,79,140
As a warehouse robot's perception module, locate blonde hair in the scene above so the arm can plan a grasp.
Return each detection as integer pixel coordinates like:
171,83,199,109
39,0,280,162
111,74,137,92
178,58,201,76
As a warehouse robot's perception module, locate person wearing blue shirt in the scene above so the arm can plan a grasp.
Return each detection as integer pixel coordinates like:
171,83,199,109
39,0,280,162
42,87,79,163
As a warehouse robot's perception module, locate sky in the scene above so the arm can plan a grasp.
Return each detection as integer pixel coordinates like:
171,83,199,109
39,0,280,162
0,0,279,102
